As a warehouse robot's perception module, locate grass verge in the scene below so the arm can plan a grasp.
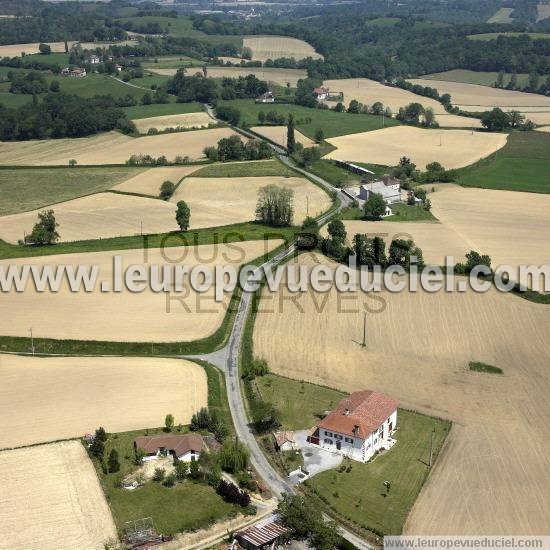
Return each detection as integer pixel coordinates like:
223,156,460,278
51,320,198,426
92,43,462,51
191,159,293,178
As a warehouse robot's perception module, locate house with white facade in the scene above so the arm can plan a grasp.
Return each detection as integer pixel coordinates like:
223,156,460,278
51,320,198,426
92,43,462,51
134,433,206,462
359,175,401,204
308,390,398,463
255,90,275,103
313,86,329,101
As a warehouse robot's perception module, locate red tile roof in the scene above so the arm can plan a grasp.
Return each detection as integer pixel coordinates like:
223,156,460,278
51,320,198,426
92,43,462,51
134,433,206,457
318,390,398,439
313,86,329,94
237,521,287,546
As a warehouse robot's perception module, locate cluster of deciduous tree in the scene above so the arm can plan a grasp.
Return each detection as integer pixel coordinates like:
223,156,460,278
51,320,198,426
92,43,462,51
22,209,60,245
0,92,133,140
481,108,535,131
190,407,230,442
9,70,48,94
396,102,438,127
217,479,251,507
255,184,294,226
204,135,272,162
219,74,269,100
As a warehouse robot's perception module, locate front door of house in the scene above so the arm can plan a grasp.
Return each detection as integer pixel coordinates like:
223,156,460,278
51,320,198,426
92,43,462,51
336,441,341,450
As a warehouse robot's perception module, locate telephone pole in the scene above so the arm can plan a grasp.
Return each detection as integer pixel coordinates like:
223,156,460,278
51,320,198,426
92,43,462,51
361,311,367,347
429,428,435,468
29,327,35,356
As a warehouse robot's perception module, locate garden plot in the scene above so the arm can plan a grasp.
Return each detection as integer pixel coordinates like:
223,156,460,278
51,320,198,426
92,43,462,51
0,240,281,342
133,112,213,133
0,441,116,549
171,175,331,228
242,35,323,62
322,78,482,128
0,192,178,243
0,128,240,166
0,355,207,449
253,252,550,534
112,165,200,196
323,126,507,169
250,125,315,148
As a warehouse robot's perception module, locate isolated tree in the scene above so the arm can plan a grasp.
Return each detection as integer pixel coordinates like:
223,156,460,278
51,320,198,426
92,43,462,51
348,99,361,114
495,71,504,88
175,200,190,231
174,459,188,480
218,439,249,473
64,39,69,53
165,413,175,432
38,43,51,55
528,72,539,92
363,192,387,219
153,467,165,482
188,459,201,479
508,110,525,129
89,437,105,460
68,159,77,167
423,107,437,127
24,209,59,245
314,128,324,144
159,180,176,200
255,184,294,226
286,114,296,153
507,72,518,90
108,449,120,473
95,427,107,442
370,101,384,115
327,219,346,241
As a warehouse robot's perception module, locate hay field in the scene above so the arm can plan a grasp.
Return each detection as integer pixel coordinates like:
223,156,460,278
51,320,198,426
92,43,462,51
0,240,280,342
536,125,550,132
0,192,178,243
537,3,550,21
112,165,200,195
253,252,550,534
323,126,507,169
0,355,206,448
487,7,515,23
0,441,116,549
250,125,315,148
202,66,307,86
133,112,213,133
0,128,239,166
242,35,323,62
322,78,482,128
171,175,331,228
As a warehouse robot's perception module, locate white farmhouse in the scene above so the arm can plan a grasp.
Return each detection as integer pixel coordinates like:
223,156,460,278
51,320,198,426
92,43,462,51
134,433,206,462
309,390,398,463
359,175,401,204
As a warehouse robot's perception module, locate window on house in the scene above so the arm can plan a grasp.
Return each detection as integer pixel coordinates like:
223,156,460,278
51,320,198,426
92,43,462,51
326,431,333,437
335,434,343,440
345,437,353,443
324,438,333,445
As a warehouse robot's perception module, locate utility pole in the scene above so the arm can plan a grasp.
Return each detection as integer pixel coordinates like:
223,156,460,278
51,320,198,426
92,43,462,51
29,327,35,356
306,195,309,216
361,311,367,347
429,428,435,468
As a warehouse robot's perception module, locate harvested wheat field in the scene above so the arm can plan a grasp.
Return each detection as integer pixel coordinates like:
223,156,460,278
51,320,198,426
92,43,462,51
324,126,507,169
322,78,482,128
133,112,213,133
202,66,307,87
253,252,550,534
171,176,331,228
0,128,240,166
242,35,323,62
536,125,550,132
0,441,116,549
0,355,206,448
112,165,200,195
250,125,315,148
0,240,281,342
0,192,178,243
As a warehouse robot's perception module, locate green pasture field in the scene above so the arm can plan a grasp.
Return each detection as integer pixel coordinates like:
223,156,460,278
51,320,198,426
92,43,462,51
191,159,292,178
123,101,203,119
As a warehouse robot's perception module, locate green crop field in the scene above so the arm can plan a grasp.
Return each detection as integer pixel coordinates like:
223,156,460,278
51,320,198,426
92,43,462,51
0,91,33,108
419,69,535,88
0,166,143,216
219,99,399,139
457,131,550,193
123,101,203,119
22,52,71,67
192,159,292,178
364,17,401,27
468,32,550,41
130,73,172,89
307,409,451,535
45,74,146,99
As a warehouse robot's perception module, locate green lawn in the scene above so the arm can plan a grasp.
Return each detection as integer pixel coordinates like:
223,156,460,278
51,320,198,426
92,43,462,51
22,52,71,67
339,203,436,222
0,166,143,216
456,131,550,193
192,159,292,178
255,374,346,430
130,73,172,89
93,427,238,536
45,74,146,100
307,409,451,535
0,91,33,108
123,101,203,119
218,99,399,139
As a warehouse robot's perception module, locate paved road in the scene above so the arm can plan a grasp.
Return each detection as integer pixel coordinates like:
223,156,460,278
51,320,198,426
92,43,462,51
192,105,370,549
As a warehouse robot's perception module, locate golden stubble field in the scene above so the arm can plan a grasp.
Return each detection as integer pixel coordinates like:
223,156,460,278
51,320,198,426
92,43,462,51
242,35,323,62
407,78,550,125
324,126,507,169
0,192,178,243
250,125,315,148
0,441,116,549
0,355,207,449
0,128,240,166
253,252,550,534
112,165,200,195
322,78,483,128
0,240,281,342
171,175,331,228
133,112,213,133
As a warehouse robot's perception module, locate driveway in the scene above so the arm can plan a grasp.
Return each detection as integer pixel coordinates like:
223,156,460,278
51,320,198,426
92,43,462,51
290,430,342,484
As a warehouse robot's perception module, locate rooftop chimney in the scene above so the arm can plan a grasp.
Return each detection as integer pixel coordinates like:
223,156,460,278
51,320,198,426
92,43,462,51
343,408,350,416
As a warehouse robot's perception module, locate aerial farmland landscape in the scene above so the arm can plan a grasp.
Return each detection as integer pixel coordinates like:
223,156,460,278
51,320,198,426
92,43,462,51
0,0,549,548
